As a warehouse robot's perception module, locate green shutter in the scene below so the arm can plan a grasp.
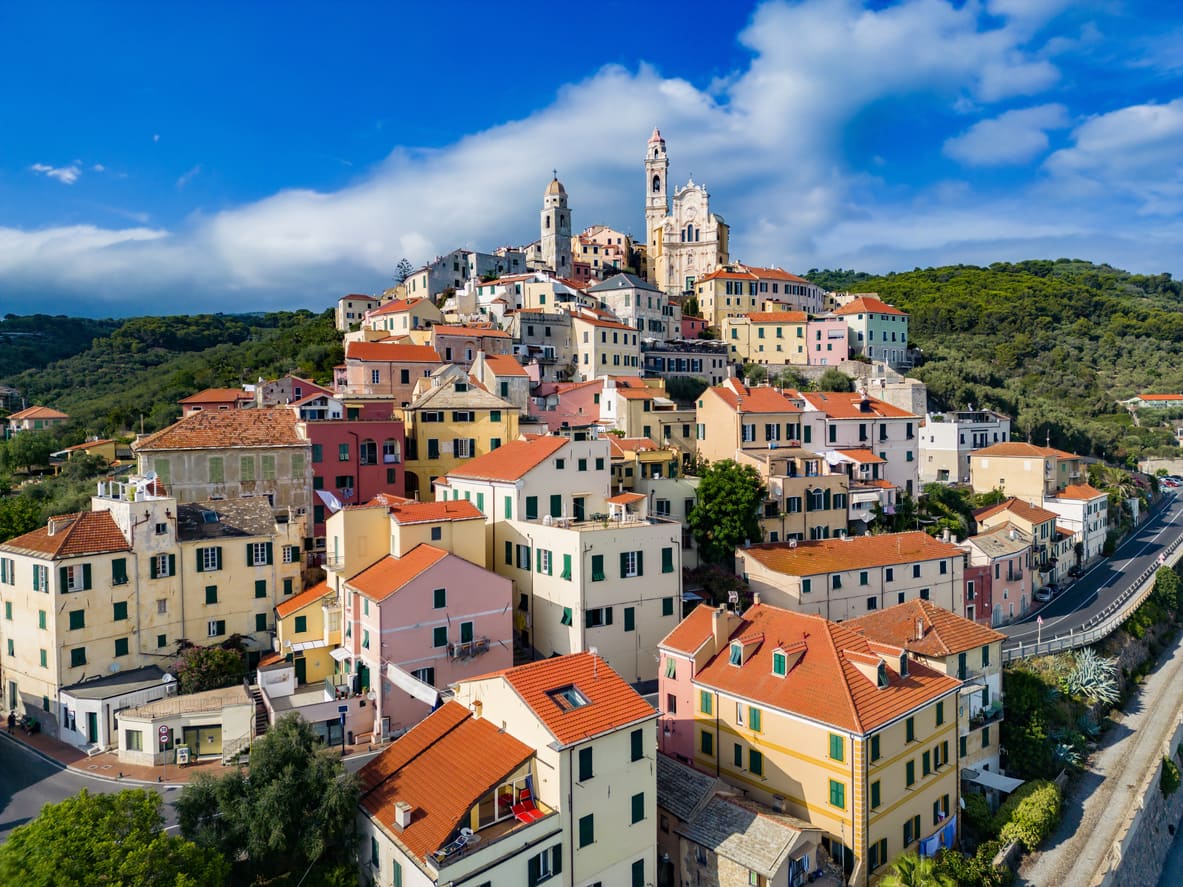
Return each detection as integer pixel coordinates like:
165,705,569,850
662,547,674,573
624,607,635,632
561,553,572,580
550,494,562,517
255,580,267,599
265,542,273,565
591,554,604,581
620,552,629,578
552,845,561,874
504,496,512,519
169,554,176,576
150,557,158,580
246,543,254,566
546,551,552,576
82,563,92,590
536,549,543,572
636,550,643,576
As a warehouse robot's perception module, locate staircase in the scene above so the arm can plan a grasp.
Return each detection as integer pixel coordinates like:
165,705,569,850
222,734,251,766
250,685,269,738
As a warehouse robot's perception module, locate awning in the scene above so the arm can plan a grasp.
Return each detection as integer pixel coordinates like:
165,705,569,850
290,640,327,653
386,663,440,708
962,768,1024,794
329,647,351,663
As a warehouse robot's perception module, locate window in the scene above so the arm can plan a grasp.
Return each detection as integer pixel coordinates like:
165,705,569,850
61,564,92,592
560,553,572,581
208,619,225,637
526,496,539,520
433,626,447,648
411,667,435,686
248,542,272,566
624,607,636,632
631,728,644,761
906,759,916,787
585,607,613,628
700,730,714,755
197,547,222,572
829,733,844,762
537,549,552,575
885,567,894,582
579,813,595,847
113,601,128,621
869,837,888,871
700,690,713,715
982,725,990,747
829,779,845,809
32,563,47,592
38,609,46,630
255,613,267,632
749,749,764,776
433,587,446,609
662,596,674,616
631,792,645,824
923,750,931,776
802,578,811,594
619,551,642,578
749,707,762,732
114,637,129,657
871,779,881,809
936,700,944,726
205,585,218,604
157,634,168,648
294,615,307,634
906,716,915,742
338,443,350,461
982,644,991,667
913,564,921,578
311,443,323,463
591,554,605,581
527,846,562,885
772,650,787,676
870,733,881,761
832,575,842,589
69,609,85,630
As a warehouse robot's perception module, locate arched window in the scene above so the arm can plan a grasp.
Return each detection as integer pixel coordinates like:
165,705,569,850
359,439,377,465
383,439,401,464
652,174,661,193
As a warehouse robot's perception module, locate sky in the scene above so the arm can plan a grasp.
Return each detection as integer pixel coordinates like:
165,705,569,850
1,0,1181,317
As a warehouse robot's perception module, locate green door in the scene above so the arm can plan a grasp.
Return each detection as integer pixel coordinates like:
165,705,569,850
294,656,307,685
357,663,370,693
86,712,98,743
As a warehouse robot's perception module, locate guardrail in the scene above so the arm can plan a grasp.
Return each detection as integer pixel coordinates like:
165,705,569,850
1003,505,1183,663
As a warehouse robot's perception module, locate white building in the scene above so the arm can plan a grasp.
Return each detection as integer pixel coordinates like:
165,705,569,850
918,409,1012,485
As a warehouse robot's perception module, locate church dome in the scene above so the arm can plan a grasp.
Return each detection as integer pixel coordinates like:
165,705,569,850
545,175,566,197
649,127,664,144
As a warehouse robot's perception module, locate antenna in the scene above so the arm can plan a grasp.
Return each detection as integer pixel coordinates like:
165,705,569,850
589,647,599,679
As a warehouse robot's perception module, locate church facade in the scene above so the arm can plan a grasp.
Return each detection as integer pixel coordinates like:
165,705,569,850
644,128,729,296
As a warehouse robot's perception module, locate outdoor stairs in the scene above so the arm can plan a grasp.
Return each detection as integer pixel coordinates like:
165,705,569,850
222,734,251,766
250,685,269,738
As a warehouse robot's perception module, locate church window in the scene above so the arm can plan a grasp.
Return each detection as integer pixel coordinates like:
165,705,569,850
652,174,661,192
545,217,550,228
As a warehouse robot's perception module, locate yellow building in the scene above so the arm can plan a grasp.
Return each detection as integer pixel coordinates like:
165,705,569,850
569,310,642,380
736,448,851,542
696,266,825,329
273,581,339,685
968,442,1085,502
658,602,962,885
973,497,1059,588
722,311,810,366
0,476,302,748
694,379,804,466
399,366,518,499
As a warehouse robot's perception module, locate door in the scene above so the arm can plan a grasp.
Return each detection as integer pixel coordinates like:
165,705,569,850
86,712,98,744
573,497,586,521
6,681,16,711
294,655,307,685
357,663,370,693
184,725,222,756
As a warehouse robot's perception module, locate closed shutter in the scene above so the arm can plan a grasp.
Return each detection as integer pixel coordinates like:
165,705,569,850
59,566,68,590
196,550,205,573
265,542,273,565
169,554,176,576
636,551,643,576
620,552,629,578
82,563,92,590
150,558,158,580
246,544,254,566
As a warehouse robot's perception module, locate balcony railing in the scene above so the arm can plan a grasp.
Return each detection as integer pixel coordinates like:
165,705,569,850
448,638,491,660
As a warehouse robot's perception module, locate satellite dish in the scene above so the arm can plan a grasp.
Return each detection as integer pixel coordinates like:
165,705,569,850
162,673,176,684
789,539,798,548
727,591,739,603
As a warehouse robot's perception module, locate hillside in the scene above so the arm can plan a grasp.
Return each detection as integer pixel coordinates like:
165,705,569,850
815,260,1183,464
0,314,122,379
0,310,343,436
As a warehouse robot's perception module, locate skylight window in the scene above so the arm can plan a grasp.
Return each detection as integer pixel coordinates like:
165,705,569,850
547,684,590,712
201,510,220,523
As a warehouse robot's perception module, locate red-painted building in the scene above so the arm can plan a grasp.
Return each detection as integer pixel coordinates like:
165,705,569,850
304,419,405,550
681,316,709,338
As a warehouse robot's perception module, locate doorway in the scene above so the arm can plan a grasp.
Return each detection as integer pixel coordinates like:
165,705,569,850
86,711,98,744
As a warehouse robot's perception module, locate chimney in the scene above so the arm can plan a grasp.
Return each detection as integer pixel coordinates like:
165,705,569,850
472,700,483,720
711,605,730,656
915,618,925,640
752,591,761,607
394,801,413,830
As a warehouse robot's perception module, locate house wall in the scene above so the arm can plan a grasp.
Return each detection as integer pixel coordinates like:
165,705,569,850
811,413,919,497
116,701,254,766
572,319,642,381
339,358,443,406
307,419,405,539
391,516,487,569
403,402,518,501
969,454,1054,501
723,315,809,367
276,595,339,684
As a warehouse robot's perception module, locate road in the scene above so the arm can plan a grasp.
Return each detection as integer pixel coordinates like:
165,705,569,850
1000,492,1183,653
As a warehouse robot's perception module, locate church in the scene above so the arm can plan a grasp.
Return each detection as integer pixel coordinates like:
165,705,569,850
524,174,573,277
644,128,730,296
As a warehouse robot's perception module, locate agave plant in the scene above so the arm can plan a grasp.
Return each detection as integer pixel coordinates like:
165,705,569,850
1053,741,1083,769
1064,648,1120,706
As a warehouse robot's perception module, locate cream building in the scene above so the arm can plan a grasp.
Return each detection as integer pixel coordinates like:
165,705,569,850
694,378,805,465
645,128,729,295
918,409,1013,485
0,475,301,748
569,309,642,380
736,531,965,621
697,267,825,330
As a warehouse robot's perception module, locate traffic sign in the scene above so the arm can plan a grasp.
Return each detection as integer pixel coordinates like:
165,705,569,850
338,704,348,714
1037,616,1043,625
158,725,170,740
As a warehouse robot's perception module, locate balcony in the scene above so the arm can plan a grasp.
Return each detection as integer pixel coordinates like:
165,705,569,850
964,706,1004,735
448,638,491,661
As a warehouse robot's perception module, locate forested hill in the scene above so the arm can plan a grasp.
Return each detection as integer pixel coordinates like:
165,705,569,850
810,260,1183,464
0,314,122,378
0,310,342,436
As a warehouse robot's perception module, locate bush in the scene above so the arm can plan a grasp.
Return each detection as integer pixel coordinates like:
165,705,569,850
995,780,1062,852
1162,758,1181,797
963,791,994,838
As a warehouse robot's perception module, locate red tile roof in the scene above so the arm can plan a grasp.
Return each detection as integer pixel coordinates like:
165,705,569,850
275,580,334,619
693,604,961,734
477,652,656,747
974,496,1057,525
847,599,1006,657
743,312,809,323
833,296,906,317
482,354,528,377
606,492,646,504
368,297,429,317
1,511,130,559
177,388,251,404
1137,393,1183,401
570,314,636,332
1053,483,1106,501
708,383,801,415
133,408,305,451
431,325,511,339
57,438,116,453
345,341,442,363
741,531,963,576
659,604,715,655
347,545,450,602
445,436,568,482
616,388,658,400
8,405,69,421
389,500,484,525
834,448,886,464
358,701,534,862
608,437,660,456
970,442,1077,459
800,391,916,420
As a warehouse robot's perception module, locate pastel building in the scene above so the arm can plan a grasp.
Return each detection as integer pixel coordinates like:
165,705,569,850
177,388,253,417
694,379,804,466
658,602,962,884
305,418,405,546
918,409,1012,485
968,442,1086,502
335,341,444,408
6,405,69,435
569,310,643,380
586,272,676,339
361,297,444,336
695,266,824,329
832,296,910,368
958,524,1033,627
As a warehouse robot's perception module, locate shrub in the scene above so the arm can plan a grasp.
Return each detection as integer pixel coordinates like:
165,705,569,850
1162,758,1181,797
995,780,1062,852
963,791,994,838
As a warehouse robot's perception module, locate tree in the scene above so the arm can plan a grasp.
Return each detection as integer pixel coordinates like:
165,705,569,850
771,367,809,391
816,368,855,392
0,788,228,887
687,460,766,565
0,494,41,543
880,852,955,887
741,362,767,384
177,714,360,884
3,430,55,472
665,376,708,405
173,645,244,695
683,294,700,318
392,257,414,284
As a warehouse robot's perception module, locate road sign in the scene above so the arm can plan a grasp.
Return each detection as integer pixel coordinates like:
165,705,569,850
338,704,348,714
1037,616,1043,625
158,725,170,741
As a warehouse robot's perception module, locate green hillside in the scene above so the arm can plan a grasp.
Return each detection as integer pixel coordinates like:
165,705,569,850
0,309,342,436
0,314,122,379
816,260,1183,465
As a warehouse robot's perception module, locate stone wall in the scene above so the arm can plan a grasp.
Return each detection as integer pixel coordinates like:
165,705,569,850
1098,718,1183,886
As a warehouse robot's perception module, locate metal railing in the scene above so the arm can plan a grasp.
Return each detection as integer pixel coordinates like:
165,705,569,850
1003,513,1183,663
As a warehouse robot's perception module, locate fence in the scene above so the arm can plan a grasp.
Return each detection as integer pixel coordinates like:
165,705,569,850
1003,513,1183,663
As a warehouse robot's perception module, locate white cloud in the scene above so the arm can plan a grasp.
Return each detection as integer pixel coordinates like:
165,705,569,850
944,104,1070,166
91,163,105,173
176,165,201,189
29,163,82,185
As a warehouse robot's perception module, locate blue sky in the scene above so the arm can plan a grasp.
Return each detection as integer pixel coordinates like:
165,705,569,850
1,0,1180,316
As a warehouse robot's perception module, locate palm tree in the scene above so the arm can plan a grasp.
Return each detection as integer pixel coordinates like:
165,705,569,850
880,852,955,887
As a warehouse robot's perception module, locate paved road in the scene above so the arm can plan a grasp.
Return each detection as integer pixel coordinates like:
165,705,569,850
0,736,177,841
1000,492,1183,653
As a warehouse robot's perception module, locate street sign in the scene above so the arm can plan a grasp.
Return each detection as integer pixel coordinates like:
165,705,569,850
1037,616,1043,625
338,704,348,714
158,725,170,741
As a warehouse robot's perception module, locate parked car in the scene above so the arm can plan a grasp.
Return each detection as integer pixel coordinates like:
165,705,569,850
1034,586,1054,603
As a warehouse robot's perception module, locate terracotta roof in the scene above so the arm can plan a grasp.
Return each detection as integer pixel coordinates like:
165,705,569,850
1137,393,1183,401
1,511,129,559
347,545,450,602
742,312,809,323
693,604,961,734
56,438,115,453
8,405,69,421
482,354,528,377
853,479,897,490
570,314,636,332
617,388,658,400
607,492,647,504
659,604,715,655
708,383,801,415
389,500,484,525
698,267,757,282
177,388,251,404
847,599,1006,657
489,652,657,747
800,391,916,420
741,531,963,576
345,341,442,363
974,496,1057,525
833,296,906,317
133,408,305,451
1053,483,1106,501
609,437,660,455
358,701,534,863
834,448,886,464
431,325,511,339
971,442,1067,459
275,580,333,619
963,523,1030,558
445,436,568,482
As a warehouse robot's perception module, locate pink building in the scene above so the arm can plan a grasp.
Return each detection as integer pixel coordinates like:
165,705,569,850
964,563,993,627
335,341,443,406
430,325,513,364
342,543,513,735
305,419,405,543
681,317,709,339
959,523,1032,627
656,603,714,764
805,317,851,365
